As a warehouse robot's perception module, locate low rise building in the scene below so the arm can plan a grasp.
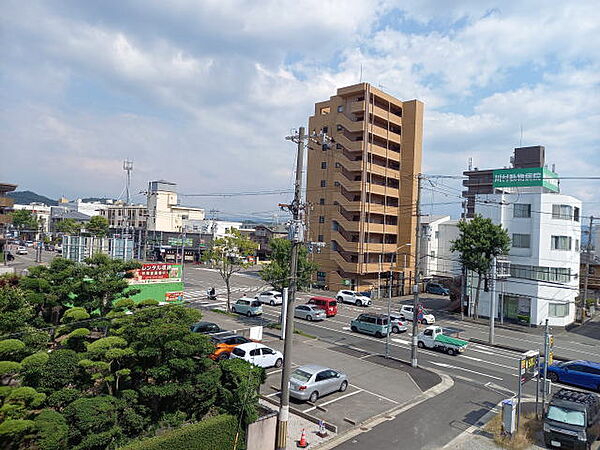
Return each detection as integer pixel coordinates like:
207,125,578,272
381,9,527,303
63,199,110,217
182,219,242,238
146,180,204,232
101,203,148,231
50,207,91,233
0,183,17,256
250,224,288,259
13,203,51,234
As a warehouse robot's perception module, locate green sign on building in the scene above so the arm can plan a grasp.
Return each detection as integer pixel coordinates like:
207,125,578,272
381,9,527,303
492,167,559,192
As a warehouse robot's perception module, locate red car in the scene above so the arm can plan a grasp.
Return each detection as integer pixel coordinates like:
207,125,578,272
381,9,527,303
307,296,338,317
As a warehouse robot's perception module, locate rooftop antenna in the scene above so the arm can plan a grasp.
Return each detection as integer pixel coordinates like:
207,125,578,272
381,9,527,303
123,159,133,205
359,64,363,83
468,157,473,171
519,124,523,147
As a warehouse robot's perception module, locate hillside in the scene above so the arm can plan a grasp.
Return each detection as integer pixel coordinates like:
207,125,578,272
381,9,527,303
7,190,58,206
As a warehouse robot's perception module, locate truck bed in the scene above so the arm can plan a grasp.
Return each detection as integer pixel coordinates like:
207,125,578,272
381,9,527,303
435,334,468,347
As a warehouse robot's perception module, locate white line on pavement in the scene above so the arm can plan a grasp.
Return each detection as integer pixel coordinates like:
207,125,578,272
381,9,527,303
428,361,503,381
349,384,399,404
461,355,517,371
303,389,364,412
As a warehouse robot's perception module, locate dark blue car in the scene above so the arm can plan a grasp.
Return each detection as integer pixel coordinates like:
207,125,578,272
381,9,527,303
546,360,600,391
425,282,449,296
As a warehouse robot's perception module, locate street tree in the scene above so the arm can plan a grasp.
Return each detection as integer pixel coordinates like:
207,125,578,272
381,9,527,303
54,218,82,235
85,215,109,237
10,210,39,235
259,238,318,291
202,228,258,311
451,215,510,319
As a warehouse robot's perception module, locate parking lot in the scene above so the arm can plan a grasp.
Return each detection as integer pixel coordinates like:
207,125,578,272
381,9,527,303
199,309,430,433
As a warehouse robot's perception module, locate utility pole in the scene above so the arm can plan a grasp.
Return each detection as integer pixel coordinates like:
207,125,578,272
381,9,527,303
460,201,467,321
488,256,497,345
582,216,594,323
410,174,422,369
385,270,392,358
276,126,307,450
541,319,551,414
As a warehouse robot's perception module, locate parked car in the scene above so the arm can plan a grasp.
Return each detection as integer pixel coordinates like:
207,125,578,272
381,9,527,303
230,343,283,368
190,321,225,334
336,290,372,307
294,305,326,321
55,245,62,254
389,313,408,333
16,246,28,255
209,334,253,361
307,296,338,317
289,365,348,403
255,290,283,306
231,298,263,317
399,304,436,325
545,360,600,391
544,388,600,449
425,282,450,296
350,313,390,338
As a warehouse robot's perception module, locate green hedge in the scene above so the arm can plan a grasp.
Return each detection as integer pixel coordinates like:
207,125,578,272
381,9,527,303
121,414,243,450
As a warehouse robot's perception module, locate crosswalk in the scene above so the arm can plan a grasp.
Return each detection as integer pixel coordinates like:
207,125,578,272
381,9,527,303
183,285,267,310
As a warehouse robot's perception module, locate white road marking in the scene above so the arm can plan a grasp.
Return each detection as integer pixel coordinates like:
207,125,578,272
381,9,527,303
461,355,517,371
391,338,411,345
342,327,351,330
349,384,399,404
428,361,503,381
303,389,364,412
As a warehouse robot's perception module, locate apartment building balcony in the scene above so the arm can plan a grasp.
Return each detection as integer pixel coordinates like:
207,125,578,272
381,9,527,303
372,104,402,127
0,197,14,208
332,234,399,254
337,113,364,133
366,182,398,197
367,141,400,161
333,173,362,193
336,157,362,173
371,124,401,144
334,133,364,152
350,100,366,114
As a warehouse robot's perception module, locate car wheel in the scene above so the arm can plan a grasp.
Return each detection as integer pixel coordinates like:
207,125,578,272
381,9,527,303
417,341,425,348
351,326,358,332
447,348,456,356
231,307,236,313
337,296,343,303
548,372,559,383
392,326,400,334
274,358,283,368
269,300,275,306
355,300,361,306
375,331,383,338
218,353,230,361
246,311,252,317
421,319,428,325
309,391,319,403
339,381,348,392
307,315,313,321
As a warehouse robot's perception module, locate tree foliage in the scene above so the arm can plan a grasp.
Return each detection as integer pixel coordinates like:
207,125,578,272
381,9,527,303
450,215,511,319
10,210,39,231
85,216,109,237
202,228,258,311
0,285,34,335
54,219,82,235
259,237,318,291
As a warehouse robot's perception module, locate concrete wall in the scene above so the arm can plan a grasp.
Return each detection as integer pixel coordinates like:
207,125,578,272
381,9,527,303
246,409,277,450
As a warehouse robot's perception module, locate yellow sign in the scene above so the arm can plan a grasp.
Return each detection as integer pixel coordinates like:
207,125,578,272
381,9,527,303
548,351,554,366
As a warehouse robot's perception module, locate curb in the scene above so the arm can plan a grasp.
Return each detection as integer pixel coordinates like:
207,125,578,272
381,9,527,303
468,338,569,362
260,395,338,433
315,369,455,450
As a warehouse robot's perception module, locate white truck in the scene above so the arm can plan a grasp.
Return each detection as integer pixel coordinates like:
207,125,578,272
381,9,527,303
417,326,468,356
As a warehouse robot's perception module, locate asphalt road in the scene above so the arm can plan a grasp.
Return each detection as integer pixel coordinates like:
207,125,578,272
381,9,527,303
183,266,600,448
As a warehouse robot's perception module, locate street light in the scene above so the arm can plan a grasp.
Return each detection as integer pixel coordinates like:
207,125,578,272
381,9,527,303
385,243,411,359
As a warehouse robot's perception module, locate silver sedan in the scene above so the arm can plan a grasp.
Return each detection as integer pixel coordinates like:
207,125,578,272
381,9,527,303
294,304,326,321
289,365,348,402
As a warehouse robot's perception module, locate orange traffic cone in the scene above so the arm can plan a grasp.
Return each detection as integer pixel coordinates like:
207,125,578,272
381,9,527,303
297,428,309,448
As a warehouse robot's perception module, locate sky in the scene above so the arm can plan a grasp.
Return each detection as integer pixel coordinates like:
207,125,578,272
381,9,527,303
1,0,599,222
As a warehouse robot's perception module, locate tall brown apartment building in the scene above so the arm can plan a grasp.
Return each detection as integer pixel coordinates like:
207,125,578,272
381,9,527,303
306,83,423,292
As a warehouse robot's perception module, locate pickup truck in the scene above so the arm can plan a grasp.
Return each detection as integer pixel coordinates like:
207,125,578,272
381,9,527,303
417,326,468,356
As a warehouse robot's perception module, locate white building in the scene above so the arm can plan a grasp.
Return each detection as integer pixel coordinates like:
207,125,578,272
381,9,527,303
473,191,581,327
146,180,205,232
62,199,110,217
101,203,148,230
419,215,462,279
183,219,243,238
13,203,52,234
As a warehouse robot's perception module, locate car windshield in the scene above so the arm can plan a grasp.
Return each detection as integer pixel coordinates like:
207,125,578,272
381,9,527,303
329,301,337,306
291,369,313,382
251,301,261,307
547,406,585,426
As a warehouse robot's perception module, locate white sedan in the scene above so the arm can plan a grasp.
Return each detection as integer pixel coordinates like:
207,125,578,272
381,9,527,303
16,246,28,255
230,343,283,368
255,290,283,306
336,290,372,307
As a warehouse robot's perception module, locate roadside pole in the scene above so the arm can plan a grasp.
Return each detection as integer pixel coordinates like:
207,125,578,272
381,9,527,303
460,201,467,321
541,319,550,413
410,174,422,369
385,270,392,358
280,288,288,340
276,126,307,450
488,256,497,345
582,216,594,322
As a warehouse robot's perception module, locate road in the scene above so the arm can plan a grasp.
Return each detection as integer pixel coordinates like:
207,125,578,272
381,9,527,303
183,266,600,448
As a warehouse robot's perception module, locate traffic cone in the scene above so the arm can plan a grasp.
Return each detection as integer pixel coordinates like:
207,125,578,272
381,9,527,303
297,428,309,448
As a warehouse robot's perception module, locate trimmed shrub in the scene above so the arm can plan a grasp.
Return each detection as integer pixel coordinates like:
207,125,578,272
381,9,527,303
0,419,35,443
120,414,241,450
63,395,123,447
46,388,81,410
61,307,90,324
35,349,83,392
0,339,26,361
136,299,159,308
34,409,69,450
21,352,49,368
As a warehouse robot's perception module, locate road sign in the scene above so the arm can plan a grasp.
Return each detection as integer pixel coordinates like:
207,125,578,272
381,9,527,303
519,350,539,385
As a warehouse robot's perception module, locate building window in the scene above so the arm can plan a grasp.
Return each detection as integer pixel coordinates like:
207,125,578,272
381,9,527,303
335,162,341,168
574,207,580,222
512,233,531,249
435,231,439,239
549,303,569,318
321,162,327,169
337,105,344,112
322,126,328,134
336,144,343,150
319,198,325,205
552,204,572,220
320,180,327,187
510,264,571,283
318,216,325,223
336,124,343,131
334,181,340,187
317,271,326,281
514,204,531,218
575,239,580,251
551,235,572,251
317,234,324,242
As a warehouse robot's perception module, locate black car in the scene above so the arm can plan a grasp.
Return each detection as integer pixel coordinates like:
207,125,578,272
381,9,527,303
190,321,225,334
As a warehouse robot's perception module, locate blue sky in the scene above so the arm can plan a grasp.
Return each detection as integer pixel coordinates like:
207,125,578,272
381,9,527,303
1,0,599,221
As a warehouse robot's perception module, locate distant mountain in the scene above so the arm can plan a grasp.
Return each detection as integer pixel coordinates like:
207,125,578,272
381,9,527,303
8,191,58,206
